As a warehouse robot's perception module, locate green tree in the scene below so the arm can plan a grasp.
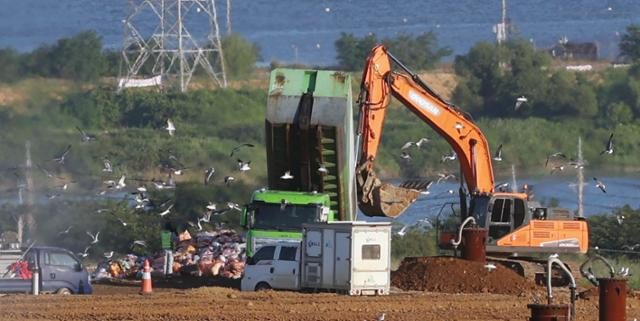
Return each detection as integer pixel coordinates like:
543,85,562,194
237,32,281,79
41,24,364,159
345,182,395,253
334,32,378,71
222,34,260,80
606,101,634,125
50,31,107,81
620,24,640,62
0,48,22,83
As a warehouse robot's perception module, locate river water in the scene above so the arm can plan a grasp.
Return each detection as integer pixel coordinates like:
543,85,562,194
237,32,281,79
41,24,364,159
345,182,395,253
1,0,640,65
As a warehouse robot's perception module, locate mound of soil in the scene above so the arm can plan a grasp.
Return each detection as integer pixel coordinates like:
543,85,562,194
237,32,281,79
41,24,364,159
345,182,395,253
391,256,538,295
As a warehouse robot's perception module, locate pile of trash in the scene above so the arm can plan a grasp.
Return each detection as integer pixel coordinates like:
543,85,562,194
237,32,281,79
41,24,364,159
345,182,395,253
94,229,246,280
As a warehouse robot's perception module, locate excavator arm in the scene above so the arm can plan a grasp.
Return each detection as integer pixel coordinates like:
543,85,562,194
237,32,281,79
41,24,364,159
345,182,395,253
357,45,495,217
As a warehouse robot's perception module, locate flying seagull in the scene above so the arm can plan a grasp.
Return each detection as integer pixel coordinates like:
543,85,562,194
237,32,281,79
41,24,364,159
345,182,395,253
86,231,100,244
102,159,113,172
550,165,565,174
514,96,528,110
77,246,91,258
545,152,567,167
401,138,430,150
616,214,625,225
58,225,73,236
436,172,455,184
206,202,217,211
116,175,126,189
280,171,294,180
441,150,457,163
159,204,174,217
104,251,114,259
229,143,255,157
224,176,235,186
493,144,503,162
600,133,614,155
396,224,409,237
400,151,412,160
227,202,242,211
317,165,329,174
593,177,607,193
165,119,176,136
204,167,215,185
117,218,128,227
237,159,251,172
131,240,147,248
52,145,72,164
76,126,96,142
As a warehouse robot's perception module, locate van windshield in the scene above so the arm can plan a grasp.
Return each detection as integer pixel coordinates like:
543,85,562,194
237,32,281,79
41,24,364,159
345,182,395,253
251,202,320,231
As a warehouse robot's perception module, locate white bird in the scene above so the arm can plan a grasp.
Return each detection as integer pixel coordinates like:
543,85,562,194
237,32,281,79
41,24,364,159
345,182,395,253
104,251,114,259
378,313,386,321
58,225,73,236
550,165,565,174
204,167,215,185
493,144,503,162
396,224,409,237
224,176,235,186
317,165,329,174
188,220,203,231
436,172,455,184
545,152,567,167
117,218,128,227
324,7,330,13
593,177,607,193
280,171,294,180
484,263,497,272
441,150,457,163
57,183,69,191
165,119,176,136
102,159,113,172
400,151,411,160
237,159,251,172
280,199,289,211
132,240,147,248
52,145,72,164
77,246,91,258
619,267,630,277
86,231,100,244
600,133,614,155
115,175,126,189
159,204,174,217
514,96,528,110
454,122,463,134
206,202,217,211
76,126,96,142
137,185,147,193
227,202,241,211
401,138,430,150
96,208,111,214
616,214,625,225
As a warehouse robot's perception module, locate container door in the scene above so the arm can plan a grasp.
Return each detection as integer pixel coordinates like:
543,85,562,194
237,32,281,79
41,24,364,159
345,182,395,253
334,232,350,287
272,245,300,290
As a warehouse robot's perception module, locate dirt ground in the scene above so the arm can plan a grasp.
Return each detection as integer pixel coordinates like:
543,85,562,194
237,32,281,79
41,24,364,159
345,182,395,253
1,281,639,321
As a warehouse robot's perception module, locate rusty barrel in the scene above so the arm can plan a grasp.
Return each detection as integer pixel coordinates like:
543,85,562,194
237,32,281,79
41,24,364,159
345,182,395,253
598,277,626,321
461,228,487,263
527,304,569,321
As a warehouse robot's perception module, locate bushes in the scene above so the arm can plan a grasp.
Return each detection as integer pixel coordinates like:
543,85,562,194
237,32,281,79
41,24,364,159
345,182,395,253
222,34,261,80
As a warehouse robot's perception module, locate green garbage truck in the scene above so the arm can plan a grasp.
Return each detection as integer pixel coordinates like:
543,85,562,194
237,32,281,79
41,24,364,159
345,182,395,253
243,68,356,256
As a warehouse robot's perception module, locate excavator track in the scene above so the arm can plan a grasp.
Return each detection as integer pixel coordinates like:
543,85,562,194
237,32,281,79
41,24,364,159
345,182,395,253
488,256,582,287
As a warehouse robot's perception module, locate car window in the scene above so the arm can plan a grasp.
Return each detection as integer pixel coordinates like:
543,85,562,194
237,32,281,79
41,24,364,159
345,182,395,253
278,246,298,261
252,246,275,263
49,252,78,268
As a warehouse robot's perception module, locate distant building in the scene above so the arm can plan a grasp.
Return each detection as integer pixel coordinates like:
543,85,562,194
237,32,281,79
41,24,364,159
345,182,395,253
547,39,599,61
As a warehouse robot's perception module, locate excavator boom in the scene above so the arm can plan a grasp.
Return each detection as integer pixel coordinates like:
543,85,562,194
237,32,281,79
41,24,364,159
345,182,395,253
357,45,495,218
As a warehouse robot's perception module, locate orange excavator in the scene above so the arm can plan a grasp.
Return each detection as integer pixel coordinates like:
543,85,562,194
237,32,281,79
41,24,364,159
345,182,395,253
356,45,588,262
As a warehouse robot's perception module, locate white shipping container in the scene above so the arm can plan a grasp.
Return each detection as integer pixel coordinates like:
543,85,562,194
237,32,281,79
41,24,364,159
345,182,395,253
301,221,391,295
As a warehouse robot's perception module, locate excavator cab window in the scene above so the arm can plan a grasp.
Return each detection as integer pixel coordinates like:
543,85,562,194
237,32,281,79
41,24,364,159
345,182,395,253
488,198,512,241
513,198,526,228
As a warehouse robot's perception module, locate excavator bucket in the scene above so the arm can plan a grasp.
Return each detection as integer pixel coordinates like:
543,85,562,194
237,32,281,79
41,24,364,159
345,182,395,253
356,162,421,218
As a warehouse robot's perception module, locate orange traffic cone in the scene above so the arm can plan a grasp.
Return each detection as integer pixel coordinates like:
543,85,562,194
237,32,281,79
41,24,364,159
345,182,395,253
140,259,153,295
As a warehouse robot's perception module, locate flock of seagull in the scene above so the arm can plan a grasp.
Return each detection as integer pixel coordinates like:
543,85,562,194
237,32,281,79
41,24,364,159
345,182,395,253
394,129,618,236
40,119,275,259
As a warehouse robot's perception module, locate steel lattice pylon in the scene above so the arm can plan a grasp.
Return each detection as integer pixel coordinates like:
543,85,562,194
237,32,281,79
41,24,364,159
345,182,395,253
120,0,227,92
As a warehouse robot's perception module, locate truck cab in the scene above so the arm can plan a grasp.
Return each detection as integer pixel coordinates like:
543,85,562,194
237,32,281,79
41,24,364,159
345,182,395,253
243,189,334,257
240,241,301,292
0,246,92,294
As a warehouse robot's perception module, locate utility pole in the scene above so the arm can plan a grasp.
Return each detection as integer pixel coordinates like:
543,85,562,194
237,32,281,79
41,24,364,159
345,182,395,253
226,0,232,34
493,0,508,45
577,137,584,217
24,141,35,242
511,164,517,193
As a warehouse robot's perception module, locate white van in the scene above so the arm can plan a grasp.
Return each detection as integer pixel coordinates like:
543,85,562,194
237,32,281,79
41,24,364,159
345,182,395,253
240,242,301,292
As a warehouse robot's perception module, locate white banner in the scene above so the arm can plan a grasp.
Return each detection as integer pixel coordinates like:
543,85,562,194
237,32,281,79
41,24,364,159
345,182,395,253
118,75,162,88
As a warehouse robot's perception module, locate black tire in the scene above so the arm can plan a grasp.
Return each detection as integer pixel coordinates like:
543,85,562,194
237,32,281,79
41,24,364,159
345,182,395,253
254,282,271,291
56,288,72,295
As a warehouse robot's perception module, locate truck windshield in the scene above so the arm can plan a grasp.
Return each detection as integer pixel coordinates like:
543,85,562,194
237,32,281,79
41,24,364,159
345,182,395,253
252,202,320,231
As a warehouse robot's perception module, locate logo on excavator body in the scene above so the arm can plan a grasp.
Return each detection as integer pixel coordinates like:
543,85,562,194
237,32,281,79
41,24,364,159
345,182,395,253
408,90,441,116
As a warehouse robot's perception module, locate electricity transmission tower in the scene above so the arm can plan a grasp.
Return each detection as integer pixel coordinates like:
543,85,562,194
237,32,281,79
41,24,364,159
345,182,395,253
120,0,228,92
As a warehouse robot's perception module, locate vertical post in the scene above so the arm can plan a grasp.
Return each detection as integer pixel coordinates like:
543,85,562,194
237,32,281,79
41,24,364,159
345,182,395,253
577,137,584,217
511,164,517,193
24,141,35,242
599,278,626,321
31,251,39,296
177,0,185,92
17,182,24,245
226,0,232,34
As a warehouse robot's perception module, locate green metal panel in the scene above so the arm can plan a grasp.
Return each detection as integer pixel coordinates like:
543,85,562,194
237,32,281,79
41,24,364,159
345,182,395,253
269,68,351,98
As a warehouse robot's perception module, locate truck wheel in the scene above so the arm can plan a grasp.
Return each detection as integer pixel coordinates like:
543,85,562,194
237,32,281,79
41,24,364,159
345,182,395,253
56,288,72,295
255,282,271,291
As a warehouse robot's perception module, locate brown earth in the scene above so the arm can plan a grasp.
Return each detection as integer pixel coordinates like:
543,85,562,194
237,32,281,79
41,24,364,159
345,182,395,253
391,256,540,296
1,281,640,321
